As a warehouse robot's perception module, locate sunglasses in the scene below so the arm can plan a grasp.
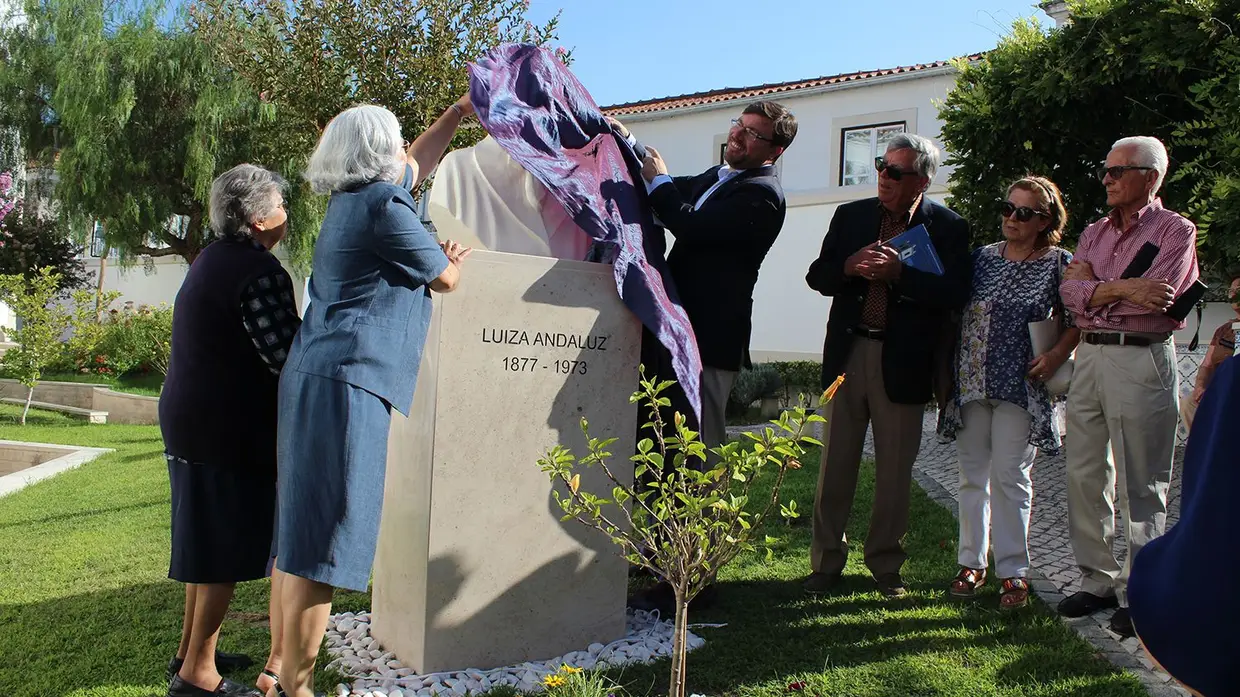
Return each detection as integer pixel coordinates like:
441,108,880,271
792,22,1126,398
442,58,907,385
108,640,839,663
874,157,917,181
999,200,1050,222
1096,165,1153,181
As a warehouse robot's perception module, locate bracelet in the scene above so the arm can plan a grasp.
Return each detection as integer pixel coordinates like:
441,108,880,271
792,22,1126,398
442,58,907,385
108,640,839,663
449,103,462,118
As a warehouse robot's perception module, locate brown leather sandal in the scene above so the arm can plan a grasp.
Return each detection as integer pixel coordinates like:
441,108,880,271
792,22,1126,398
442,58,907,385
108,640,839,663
1000,577,1030,609
949,567,986,598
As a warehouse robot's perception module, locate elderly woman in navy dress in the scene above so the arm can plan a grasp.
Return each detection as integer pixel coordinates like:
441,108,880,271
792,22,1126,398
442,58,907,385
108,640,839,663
267,96,474,697
160,164,300,697
938,176,1080,610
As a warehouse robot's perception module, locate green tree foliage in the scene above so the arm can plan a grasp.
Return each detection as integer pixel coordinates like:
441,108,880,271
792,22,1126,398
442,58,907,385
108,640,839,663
188,0,568,266
0,171,90,293
938,0,1240,277
0,0,277,264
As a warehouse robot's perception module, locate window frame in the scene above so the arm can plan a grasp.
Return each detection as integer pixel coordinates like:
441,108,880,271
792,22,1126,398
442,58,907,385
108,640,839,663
838,121,907,188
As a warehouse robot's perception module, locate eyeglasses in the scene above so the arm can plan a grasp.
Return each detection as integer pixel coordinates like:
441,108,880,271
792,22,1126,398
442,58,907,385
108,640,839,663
874,157,918,181
999,200,1050,222
1096,165,1153,181
730,118,773,143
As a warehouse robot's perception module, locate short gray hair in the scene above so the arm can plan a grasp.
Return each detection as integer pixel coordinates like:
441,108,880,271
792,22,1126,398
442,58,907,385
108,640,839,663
885,133,942,184
304,104,405,194
209,164,287,239
1112,135,1169,194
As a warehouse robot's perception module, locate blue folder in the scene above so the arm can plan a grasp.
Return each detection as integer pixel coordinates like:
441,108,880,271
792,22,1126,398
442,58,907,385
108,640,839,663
884,224,944,276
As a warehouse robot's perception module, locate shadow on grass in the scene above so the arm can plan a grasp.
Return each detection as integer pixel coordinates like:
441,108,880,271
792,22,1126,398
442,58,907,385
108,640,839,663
603,454,1146,697
0,498,165,531
610,573,1143,697
0,579,346,697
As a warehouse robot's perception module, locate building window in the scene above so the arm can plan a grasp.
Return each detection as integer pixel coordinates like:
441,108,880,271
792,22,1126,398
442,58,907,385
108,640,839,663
89,222,116,258
840,122,906,186
718,142,727,166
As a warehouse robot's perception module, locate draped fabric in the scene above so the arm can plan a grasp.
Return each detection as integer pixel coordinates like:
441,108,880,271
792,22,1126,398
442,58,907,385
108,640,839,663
468,42,703,420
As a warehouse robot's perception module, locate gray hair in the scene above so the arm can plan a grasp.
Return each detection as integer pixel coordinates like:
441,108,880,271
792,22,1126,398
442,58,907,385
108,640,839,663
1112,135,1169,194
209,164,287,239
304,104,405,194
885,133,942,185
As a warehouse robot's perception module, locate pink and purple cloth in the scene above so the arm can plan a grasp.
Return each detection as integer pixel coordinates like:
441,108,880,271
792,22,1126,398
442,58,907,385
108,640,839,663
468,43,703,420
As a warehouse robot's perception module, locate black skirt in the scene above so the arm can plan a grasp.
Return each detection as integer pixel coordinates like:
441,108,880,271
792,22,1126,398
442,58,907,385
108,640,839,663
167,455,277,584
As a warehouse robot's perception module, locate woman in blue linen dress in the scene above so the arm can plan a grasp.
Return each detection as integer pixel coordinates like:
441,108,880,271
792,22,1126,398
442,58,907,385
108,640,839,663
267,97,474,697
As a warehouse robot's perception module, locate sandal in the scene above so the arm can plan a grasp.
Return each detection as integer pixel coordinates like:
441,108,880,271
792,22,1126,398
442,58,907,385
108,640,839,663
268,674,327,697
949,567,986,598
256,669,279,695
1000,577,1030,610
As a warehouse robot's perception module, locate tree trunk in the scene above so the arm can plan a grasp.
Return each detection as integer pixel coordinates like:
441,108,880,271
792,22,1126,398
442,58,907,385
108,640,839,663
668,587,690,697
95,244,109,321
21,385,32,425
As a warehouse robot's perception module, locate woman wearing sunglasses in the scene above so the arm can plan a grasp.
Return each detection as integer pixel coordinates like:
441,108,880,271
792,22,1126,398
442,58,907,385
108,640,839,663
937,175,1080,609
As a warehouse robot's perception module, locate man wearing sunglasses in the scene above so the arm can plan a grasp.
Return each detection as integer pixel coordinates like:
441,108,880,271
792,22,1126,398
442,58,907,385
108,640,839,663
608,101,797,613
1057,135,1200,638
802,133,972,598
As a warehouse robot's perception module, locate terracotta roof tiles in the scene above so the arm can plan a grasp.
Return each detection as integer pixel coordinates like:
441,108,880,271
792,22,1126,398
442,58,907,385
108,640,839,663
601,54,983,117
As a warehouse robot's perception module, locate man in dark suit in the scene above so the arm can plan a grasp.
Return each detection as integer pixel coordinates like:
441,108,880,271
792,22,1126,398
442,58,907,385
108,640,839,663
803,133,971,598
612,101,797,455
609,101,797,612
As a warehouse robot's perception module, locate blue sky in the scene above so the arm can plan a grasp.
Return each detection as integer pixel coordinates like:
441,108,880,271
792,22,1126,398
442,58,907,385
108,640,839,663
524,0,1052,107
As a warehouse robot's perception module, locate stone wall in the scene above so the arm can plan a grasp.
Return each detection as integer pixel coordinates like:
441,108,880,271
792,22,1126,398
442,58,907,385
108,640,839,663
0,379,158,424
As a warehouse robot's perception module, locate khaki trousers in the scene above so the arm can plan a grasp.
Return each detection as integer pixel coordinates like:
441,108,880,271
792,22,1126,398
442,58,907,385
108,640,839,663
811,338,926,577
700,367,738,456
1066,340,1178,606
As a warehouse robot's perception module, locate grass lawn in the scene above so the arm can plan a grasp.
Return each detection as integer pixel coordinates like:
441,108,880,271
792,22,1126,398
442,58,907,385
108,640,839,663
0,405,1146,697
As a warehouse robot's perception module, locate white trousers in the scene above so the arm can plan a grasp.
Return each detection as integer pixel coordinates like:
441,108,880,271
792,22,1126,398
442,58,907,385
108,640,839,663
956,399,1038,579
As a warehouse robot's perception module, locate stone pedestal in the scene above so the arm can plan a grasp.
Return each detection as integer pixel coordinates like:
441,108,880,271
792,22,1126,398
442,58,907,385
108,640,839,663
371,249,640,674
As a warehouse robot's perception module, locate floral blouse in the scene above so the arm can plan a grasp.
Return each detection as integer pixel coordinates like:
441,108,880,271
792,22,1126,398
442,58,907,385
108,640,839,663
937,243,1072,453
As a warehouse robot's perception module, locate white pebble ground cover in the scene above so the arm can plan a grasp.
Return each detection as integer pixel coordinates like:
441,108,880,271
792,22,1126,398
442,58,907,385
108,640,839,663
323,608,707,697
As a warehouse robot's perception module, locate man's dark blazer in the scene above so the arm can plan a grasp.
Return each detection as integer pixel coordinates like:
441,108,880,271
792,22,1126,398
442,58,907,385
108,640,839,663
805,196,972,405
648,164,785,372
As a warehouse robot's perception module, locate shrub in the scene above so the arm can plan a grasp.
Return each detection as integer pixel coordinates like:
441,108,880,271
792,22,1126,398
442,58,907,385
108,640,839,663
95,301,173,376
0,268,73,423
727,364,782,414
63,293,172,377
767,361,823,405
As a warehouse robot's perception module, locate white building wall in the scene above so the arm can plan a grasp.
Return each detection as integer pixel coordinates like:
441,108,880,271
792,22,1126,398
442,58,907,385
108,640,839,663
79,252,309,312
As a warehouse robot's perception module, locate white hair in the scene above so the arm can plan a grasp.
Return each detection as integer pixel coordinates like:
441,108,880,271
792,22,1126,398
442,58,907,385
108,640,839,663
304,104,405,194
886,133,941,185
1112,135,1169,193
209,164,287,239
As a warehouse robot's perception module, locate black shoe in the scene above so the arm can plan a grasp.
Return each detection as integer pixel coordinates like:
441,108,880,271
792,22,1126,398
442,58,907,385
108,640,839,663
1109,607,1135,637
167,652,255,683
1057,591,1118,618
801,571,842,595
166,674,262,697
875,573,907,598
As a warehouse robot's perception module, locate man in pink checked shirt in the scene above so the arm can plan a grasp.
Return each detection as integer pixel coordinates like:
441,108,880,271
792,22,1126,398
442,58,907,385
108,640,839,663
1057,135,1200,639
